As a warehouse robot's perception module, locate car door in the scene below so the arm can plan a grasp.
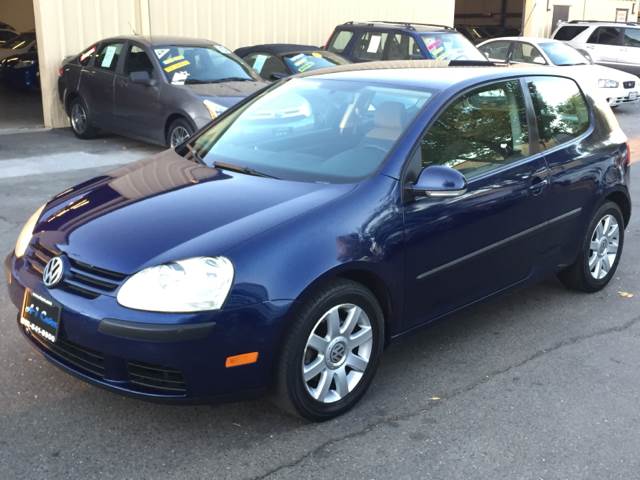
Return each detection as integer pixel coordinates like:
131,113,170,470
402,79,550,328
525,75,598,267
622,28,640,71
80,40,124,129
114,42,163,139
585,27,624,66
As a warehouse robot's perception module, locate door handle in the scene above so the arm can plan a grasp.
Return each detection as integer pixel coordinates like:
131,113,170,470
529,176,549,195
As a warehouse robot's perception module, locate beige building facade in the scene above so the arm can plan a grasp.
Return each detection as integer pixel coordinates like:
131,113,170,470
0,0,638,129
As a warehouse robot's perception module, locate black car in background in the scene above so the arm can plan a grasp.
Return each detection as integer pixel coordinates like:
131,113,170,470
0,50,39,89
58,35,268,147
235,44,349,80
456,24,521,44
324,21,486,62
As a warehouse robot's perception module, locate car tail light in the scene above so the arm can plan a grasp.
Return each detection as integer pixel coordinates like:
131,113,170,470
57,67,64,77
625,142,631,167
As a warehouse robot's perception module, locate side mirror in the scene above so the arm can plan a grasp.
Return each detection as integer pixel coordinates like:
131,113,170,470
407,165,467,198
129,70,156,86
270,71,288,81
532,56,546,65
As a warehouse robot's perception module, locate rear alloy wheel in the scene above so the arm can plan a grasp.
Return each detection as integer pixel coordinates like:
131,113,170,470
167,118,194,148
275,280,384,421
69,97,97,139
559,201,624,292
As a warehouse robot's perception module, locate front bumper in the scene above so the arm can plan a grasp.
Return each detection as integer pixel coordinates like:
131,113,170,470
5,253,293,402
606,88,639,107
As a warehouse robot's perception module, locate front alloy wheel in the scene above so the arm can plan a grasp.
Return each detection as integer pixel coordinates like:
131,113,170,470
275,280,384,421
302,303,373,403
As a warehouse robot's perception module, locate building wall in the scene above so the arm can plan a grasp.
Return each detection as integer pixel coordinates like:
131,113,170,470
0,0,36,32
34,0,454,129
523,0,640,37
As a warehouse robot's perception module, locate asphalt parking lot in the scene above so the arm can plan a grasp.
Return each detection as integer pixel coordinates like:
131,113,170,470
1,104,640,480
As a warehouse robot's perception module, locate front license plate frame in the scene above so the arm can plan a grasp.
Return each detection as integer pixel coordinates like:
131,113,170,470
20,289,62,343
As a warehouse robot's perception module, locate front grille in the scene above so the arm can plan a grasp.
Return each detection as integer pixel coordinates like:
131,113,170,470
127,361,187,393
29,331,106,377
26,241,127,299
624,81,636,89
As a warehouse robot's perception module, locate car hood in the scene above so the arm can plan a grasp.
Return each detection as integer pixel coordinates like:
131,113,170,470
35,149,352,274
184,80,268,107
572,64,638,83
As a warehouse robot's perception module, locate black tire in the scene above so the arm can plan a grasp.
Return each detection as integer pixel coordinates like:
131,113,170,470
68,97,98,139
274,279,385,421
166,118,194,148
559,201,624,292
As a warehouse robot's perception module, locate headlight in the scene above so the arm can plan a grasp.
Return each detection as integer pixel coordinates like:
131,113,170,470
598,79,619,88
15,205,45,258
203,99,228,119
117,257,234,312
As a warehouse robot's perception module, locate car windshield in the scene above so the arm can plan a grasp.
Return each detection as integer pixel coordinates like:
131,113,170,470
421,33,486,61
7,33,35,50
283,51,347,73
540,42,589,65
190,78,435,183
153,44,255,85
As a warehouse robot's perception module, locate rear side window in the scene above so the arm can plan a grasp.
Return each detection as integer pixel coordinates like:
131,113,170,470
352,32,388,61
244,52,287,78
478,41,511,62
527,77,590,149
511,42,545,64
623,28,640,47
420,80,530,179
588,27,622,45
79,45,97,66
95,42,124,71
553,26,588,41
327,30,354,54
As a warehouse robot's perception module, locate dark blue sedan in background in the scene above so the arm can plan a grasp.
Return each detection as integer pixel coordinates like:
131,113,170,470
5,61,631,420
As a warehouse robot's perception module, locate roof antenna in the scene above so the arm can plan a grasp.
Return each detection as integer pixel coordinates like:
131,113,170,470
129,21,139,36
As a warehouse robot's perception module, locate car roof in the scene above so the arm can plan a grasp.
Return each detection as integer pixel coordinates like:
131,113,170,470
559,21,640,28
337,21,456,33
96,35,220,47
296,60,544,90
235,43,319,57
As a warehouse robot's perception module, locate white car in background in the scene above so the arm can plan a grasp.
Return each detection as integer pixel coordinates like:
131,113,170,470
551,21,640,77
0,31,36,62
478,37,639,108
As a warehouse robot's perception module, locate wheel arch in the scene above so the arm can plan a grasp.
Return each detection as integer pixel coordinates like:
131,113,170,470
164,113,197,144
605,190,631,227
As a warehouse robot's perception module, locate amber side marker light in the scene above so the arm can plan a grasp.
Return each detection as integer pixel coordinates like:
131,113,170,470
225,352,259,368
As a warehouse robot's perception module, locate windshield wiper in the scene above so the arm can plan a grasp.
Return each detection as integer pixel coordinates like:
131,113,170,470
210,77,253,83
213,161,279,179
184,79,217,84
184,143,204,164
556,62,587,66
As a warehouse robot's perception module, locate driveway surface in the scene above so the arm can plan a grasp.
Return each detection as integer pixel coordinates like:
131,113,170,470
1,106,639,479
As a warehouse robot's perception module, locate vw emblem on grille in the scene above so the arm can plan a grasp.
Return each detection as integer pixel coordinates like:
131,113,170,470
42,256,65,288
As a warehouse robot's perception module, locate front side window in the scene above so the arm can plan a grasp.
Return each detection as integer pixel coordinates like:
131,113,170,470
123,45,155,76
386,34,422,60
421,33,486,61
153,44,256,85
243,53,287,78
478,41,511,62
327,30,354,54
191,78,434,183
623,28,640,47
352,32,388,61
527,76,590,149
79,44,96,66
553,25,588,41
419,80,530,179
588,27,622,45
511,42,545,64
7,33,35,50
96,42,124,71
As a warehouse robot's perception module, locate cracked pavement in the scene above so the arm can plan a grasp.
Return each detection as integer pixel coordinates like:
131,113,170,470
1,104,640,480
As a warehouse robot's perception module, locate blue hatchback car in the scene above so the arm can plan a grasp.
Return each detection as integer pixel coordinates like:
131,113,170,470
5,61,631,420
